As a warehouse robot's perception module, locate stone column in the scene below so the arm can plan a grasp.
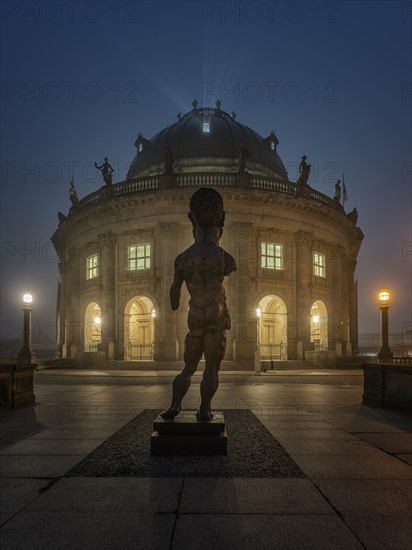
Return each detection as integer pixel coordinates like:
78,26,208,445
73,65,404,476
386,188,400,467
347,258,358,356
57,261,66,358
65,244,81,359
232,222,255,361
157,223,179,360
98,232,117,359
331,245,345,354
294,230,312,359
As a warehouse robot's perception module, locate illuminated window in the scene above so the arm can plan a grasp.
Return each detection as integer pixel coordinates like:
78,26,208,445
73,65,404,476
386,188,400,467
127,244,151,270
203,122,210,133
261,242,283,270
270,141,275,150
138,142,143,152
86,254,99,279
313,252,326,277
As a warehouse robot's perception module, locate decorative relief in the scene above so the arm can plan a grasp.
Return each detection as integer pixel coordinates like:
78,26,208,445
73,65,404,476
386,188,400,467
120,268,154,281
98,231,117,248
232,222,252,239
260,269,285,280
159,222,178,240
294,230,313,244
311,275,330,288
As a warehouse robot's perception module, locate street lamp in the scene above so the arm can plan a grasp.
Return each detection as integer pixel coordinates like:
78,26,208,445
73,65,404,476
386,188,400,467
17,291,33,364
377,287,393,361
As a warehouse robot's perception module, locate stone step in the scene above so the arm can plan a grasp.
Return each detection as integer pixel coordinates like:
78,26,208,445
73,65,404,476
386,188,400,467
335,356,377,369
261,360,312,370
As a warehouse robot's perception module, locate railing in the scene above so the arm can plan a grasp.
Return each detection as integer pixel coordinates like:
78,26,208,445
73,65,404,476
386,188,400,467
72,172,343,214
392,355,412,365
125,343,154,361
177,173,237,187
259,342,287,360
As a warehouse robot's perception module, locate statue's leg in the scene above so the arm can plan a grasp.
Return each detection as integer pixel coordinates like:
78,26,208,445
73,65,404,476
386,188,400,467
198,330,226,421
160,332,203,419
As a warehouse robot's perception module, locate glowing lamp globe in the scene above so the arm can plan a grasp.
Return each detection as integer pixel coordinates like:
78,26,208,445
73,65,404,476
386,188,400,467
22,292,33,304
378,288,391,305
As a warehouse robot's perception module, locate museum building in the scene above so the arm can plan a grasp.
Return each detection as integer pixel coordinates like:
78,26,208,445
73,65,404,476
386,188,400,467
51,103,363,365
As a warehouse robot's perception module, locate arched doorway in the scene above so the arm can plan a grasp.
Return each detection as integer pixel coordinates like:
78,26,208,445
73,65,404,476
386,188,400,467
310,300,328,350
124,296,156,360
84,302,102,351
257,295,288,360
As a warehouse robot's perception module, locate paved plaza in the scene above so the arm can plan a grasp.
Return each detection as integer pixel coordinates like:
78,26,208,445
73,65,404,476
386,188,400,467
1,368,411,549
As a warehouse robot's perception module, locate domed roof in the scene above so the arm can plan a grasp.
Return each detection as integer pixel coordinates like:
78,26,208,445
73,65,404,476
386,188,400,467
127,105,288,180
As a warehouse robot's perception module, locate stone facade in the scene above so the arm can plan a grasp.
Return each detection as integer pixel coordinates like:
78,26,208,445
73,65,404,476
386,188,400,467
51,107,363,364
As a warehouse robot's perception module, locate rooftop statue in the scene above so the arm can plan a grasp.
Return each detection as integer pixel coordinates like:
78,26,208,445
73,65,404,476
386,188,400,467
69,178,79,205
347,207,358,225
95,157,114,186
334,179,342,203
297,155,311,185
161,188,237,422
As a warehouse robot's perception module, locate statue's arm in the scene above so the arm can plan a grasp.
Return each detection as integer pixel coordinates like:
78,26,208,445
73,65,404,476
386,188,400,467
224,251,237,276
169,258,184,311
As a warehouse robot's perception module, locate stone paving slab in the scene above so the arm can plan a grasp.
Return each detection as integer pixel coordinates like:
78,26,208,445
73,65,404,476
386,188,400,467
277,439,386,456
328,416,412,433
179,478,334,514
354,431,412,453
396,453,412,465
314,479,412,515
342,515,412,550
24,477,182,514
292,453,412,480
0,455,84,478
172,514,364,550
270,428,360,441
0,511,175,550
0,439,102,456
0,478,51,526
28,428,119,440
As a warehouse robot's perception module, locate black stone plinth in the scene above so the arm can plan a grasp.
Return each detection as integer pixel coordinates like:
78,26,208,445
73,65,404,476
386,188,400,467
151,411,227,455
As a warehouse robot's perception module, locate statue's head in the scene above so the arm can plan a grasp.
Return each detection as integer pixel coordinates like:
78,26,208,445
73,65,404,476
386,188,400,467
302,155,307,160
104,157,108,161
188,187,225,232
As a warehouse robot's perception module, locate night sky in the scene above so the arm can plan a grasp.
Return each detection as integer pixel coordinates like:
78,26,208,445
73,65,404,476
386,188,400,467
1,0,411,348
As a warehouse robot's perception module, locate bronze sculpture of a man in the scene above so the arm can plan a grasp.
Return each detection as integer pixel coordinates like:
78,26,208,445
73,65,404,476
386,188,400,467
161,188,237,422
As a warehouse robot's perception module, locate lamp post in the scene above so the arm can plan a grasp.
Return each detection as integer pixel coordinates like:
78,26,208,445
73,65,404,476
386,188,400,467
151,309,156,359
377,288,393,362
312,314,320,350
17,292,33,364
255,307,261,373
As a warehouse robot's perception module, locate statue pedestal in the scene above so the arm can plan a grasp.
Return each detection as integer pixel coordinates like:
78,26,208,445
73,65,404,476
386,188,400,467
150,411,227,455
